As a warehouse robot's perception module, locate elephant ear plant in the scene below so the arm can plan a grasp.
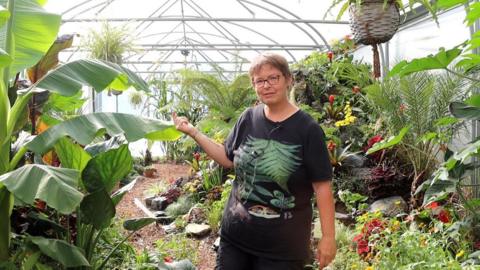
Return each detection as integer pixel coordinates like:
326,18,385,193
0,0,181,267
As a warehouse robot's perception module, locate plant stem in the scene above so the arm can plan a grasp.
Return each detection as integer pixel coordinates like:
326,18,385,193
445,68,480,83
9,146,26,171
96,231,135,270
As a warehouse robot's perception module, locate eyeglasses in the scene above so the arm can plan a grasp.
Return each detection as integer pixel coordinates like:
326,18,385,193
253,75,281,88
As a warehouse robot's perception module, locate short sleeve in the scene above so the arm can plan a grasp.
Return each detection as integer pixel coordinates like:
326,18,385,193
304,123,333,182
224,108,251,161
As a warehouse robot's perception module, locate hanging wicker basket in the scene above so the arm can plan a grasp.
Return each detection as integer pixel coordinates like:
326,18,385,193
349,0,400,45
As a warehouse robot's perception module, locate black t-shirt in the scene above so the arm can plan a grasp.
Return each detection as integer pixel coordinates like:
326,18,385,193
222,104,332,260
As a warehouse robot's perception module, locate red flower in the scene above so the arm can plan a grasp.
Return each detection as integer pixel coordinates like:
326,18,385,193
474,241,480,250
164,256,174,263
327,140,336,151
437,209,451,223
357,239,369,255
193,152,201,161
399,104,406,113
352,233,370,255
328,95,335,106
352,85,361,94
327,51,334,61
366,135,383,150
363,219,384,234
425,202,439,209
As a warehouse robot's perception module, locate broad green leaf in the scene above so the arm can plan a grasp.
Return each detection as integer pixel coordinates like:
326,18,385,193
434,116,458,126
449,101,480,120
106,62,149,92
465,94,480,107
388,48,462,77
54,138,91,172
466,2,480,26
422,179,457,205
0,165,82,214
452,139,480,164
33,59,145,96
22,251,41,270
82,144,132,193
455,53,480,71
26,113,182,154
0,47,11,67
30,236,90,267
0,187,13,260
111,178,136,206
79,189,115,229
27,34,74,83
123,217,156,231
0,0,61,77
465,198,480,208
0,6,9,28
42,91,86,113
366,126,411,154
436,0,467,9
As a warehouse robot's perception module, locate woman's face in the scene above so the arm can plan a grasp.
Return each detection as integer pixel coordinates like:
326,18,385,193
252,64,292,106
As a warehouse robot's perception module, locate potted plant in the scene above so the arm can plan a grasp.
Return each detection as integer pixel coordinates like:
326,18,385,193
326,0,435,77
144,165,158,178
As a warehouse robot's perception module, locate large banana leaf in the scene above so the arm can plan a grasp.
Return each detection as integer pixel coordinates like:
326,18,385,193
79,189,115,229
27,34,74,83
26,113,182,154
54,137,91,171
0,6,9,27
82,144,132,193
30,236,90,267
0,0,61,77
0,164,82,214
33,59,147,96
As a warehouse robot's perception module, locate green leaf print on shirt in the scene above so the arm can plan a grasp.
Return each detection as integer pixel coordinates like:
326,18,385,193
234,136,301,210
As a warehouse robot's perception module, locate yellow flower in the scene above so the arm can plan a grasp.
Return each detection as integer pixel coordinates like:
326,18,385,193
365,266,374,270
334,102,356,127
456,250,465,258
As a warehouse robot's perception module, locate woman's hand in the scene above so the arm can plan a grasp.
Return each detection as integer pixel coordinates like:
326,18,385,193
172,112,197,137
316,236,336,269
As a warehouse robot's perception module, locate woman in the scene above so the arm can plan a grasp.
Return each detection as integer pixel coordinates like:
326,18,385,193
173,52,336,269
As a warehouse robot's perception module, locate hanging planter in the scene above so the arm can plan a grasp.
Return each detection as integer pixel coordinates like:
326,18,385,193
349,0,400,78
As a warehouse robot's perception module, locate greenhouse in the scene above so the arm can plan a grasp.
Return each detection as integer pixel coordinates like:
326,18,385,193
0,0,479,269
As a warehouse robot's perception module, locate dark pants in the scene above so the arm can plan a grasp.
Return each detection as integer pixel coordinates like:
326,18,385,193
215,238,306,270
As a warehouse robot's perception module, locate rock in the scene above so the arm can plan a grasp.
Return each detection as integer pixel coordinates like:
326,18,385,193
151,196,169,211
335,212,355,226
145,196,156,207
162,222,177,234
185,223,211,237
213,236,220,251
186,207,207,224
369,196,407,217
153,211,173,224
153,211,167,217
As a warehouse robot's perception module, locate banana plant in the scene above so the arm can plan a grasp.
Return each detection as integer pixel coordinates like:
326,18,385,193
0,0,181,265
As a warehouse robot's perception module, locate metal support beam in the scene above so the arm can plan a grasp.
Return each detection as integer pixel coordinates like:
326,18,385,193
62,17,349,24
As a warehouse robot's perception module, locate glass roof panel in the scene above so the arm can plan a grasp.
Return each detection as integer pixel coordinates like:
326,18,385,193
44,0,351,79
